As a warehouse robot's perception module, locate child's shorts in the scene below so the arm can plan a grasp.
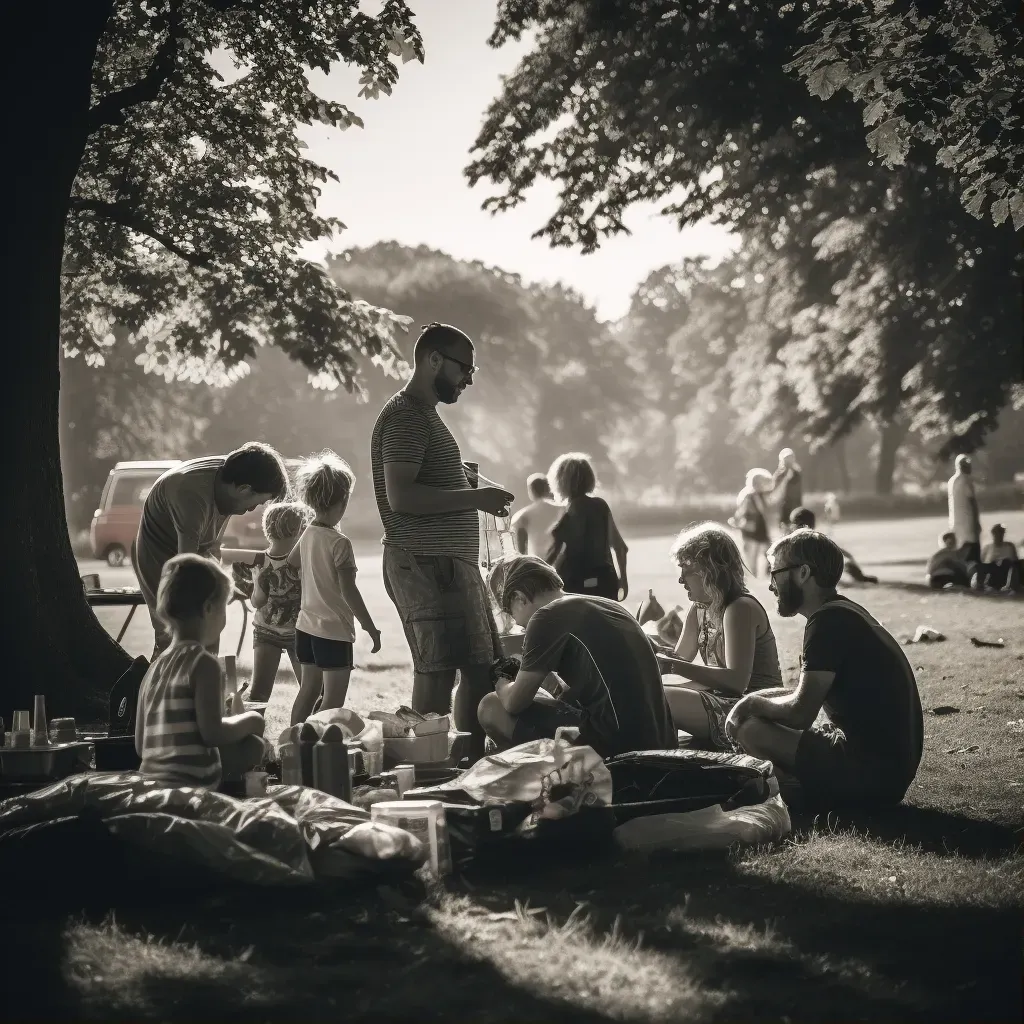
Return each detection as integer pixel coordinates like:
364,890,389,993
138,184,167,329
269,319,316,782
252,623,296,652
295,629,354,670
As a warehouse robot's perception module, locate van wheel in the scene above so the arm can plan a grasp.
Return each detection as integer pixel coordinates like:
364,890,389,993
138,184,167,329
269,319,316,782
105,544,127,567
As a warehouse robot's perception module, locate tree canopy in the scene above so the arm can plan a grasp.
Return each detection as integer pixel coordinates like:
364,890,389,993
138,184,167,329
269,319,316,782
468,0,1021,468
63,0,422,391
785,0,1024,230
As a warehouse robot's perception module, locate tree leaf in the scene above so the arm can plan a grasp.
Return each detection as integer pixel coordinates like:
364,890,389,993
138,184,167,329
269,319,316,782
806,61,851,100
990,196,1009,226
863,96,887,126
1009,192,1024,231
865,117,911,166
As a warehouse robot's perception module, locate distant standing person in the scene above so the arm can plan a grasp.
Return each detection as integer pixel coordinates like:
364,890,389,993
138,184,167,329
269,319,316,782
371,322,515,762
947,454,982,565
133,443,289,659
771,448,803,534
545,453,628,602
510,473,562,557
730,468,773,578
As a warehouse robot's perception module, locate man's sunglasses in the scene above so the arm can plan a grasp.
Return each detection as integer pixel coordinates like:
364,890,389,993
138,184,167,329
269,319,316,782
768,564,803,584
442,354,478,379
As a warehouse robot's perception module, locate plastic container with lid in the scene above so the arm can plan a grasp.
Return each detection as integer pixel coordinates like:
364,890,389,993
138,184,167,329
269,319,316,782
313,724,352,802
370,800,452,879
279,743,303,785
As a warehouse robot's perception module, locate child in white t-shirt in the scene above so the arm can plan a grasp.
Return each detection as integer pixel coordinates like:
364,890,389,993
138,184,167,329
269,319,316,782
288,450,380,724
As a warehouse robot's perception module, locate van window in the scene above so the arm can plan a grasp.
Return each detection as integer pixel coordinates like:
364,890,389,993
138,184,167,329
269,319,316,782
106,474,161,510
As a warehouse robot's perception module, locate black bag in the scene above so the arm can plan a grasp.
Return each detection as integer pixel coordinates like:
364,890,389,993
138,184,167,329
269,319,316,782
605,748,777,823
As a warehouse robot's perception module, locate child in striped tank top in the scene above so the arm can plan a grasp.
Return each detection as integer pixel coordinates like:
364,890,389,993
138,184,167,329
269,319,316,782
135,553,267,787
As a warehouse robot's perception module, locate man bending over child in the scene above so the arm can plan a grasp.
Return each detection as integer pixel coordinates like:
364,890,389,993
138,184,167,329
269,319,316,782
725,530,923,811
477,555,677,758
133,443,288,658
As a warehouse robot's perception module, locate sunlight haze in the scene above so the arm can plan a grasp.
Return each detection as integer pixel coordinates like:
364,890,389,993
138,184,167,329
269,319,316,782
289,0,738,322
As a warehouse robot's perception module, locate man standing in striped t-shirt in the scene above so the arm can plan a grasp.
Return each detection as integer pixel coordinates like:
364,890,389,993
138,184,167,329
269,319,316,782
371,323,515,762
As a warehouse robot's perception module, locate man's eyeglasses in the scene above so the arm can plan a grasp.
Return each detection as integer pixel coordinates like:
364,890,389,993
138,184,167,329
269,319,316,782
768,564,803,587
443,354,477,379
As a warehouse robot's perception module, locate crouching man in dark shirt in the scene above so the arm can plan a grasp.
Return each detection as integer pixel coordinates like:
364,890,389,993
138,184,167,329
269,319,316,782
726,529,924,810
477,555,677,759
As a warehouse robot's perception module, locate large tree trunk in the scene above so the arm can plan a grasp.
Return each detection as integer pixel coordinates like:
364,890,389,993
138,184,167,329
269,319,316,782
4,1,128,723
833,438,851,492
873,418,906,496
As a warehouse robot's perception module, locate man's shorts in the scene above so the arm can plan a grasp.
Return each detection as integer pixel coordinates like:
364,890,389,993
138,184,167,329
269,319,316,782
795,723,910,809
382,547,502,674
511,698,586,746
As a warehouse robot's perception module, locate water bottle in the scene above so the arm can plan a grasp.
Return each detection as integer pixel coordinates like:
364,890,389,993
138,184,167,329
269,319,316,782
312,724,352,802
31,695,49,747
279,743,302,785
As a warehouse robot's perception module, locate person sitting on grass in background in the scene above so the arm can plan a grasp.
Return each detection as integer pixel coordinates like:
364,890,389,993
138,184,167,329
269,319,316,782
288,451,381,725
133,442,289,660
925,531,972,589
477,555,677,758
974,523,1020,594
136,554,267,788
789,508,878,584
545,452,629,601
244,501,308,702
726,530,924,811
510,472,562,557
659,523,784,751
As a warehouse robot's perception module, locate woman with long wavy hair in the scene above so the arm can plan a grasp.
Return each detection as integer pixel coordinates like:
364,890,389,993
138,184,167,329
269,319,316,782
660,522,783,750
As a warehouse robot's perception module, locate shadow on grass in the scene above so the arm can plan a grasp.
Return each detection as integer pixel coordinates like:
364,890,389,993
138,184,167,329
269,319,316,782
0,817,616,1023
461,830,1022,1024
790,803,1023,858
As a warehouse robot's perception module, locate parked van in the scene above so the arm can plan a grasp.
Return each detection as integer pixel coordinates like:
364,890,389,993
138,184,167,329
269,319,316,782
90,458,305,566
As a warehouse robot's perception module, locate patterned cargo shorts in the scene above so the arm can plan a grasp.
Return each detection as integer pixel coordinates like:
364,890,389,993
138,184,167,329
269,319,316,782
382,546,503,674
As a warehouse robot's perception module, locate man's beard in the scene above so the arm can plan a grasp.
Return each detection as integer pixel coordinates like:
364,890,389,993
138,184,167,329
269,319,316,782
434,377,462,404
775,577,804,617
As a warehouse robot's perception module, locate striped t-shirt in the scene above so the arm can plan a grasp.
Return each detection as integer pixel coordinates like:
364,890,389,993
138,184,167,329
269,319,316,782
370,391,479,563
138,641,222,787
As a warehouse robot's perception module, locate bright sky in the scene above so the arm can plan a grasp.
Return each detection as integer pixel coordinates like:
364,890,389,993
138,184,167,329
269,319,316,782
293,0,737,323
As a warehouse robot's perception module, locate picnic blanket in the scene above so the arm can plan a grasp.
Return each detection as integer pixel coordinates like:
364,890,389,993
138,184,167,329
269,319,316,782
0,771,426,887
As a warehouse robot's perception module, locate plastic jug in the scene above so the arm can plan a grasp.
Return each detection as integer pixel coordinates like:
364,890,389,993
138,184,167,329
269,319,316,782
313,724,352,802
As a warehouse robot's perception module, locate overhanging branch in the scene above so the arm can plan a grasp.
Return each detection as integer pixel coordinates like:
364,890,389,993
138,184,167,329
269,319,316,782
88,5,183,134
72,197,214,269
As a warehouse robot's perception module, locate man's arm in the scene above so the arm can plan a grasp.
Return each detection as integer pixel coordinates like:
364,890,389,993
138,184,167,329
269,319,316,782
496,670,549,714
734,670,834,731
510,508,529,555
380,406,486,516
500,607,568,714
168,485,210,555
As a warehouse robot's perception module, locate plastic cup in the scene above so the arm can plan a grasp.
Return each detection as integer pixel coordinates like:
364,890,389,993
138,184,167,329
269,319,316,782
244,770,269,797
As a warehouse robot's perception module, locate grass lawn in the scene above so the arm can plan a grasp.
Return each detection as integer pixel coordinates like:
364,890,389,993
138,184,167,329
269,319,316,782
7,516,1023,1021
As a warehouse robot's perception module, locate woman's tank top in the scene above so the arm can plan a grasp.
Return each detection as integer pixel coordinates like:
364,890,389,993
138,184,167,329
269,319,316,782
697,594,783,693
138,640,222,787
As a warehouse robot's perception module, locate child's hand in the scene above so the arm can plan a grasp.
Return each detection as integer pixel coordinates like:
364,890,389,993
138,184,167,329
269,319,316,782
366,625,381,653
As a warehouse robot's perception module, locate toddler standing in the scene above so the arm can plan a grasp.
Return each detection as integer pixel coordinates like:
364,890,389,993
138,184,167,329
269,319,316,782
135,554,266,787
289,450,381,724
247,501,308,702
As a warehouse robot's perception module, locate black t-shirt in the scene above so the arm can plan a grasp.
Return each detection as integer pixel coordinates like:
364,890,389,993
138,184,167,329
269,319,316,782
519,594,677,757
802,596,923,786
549,496,613,581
